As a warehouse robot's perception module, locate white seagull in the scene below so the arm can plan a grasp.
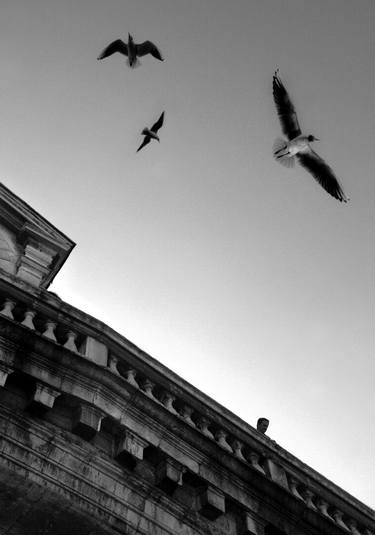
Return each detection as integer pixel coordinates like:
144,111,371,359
97,33,163,68
137,112,165,153
272,70,349,203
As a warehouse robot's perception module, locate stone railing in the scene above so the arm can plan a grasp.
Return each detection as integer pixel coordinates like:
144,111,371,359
0,285,374,535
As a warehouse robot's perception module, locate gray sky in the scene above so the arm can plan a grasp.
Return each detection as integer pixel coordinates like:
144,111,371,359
1,0,375,507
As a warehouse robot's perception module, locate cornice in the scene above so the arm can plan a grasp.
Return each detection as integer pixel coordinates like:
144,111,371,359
0,277,374,526
0,183,75,289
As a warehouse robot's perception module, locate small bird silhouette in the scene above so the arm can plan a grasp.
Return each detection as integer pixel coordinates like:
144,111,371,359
272,70,349,203
137,112,165,153
97,33,163,68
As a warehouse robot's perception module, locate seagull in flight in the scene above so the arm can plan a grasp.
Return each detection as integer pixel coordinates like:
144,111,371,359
97,34,163,68
137,112,165,153
272,70,349,202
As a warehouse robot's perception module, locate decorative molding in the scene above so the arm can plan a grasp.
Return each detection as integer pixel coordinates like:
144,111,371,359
0,183,75,289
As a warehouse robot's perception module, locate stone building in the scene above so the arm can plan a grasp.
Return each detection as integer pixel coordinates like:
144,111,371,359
0,182,374,535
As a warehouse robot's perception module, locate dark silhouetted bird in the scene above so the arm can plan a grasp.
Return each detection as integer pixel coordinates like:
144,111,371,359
272,70,349,202
137,112,165,153
97,34,163,68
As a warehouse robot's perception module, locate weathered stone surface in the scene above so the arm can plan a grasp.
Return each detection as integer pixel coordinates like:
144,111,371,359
80,336,108,366
0,184,374,535
243,512,264,535
155,458,185,495
197,485,226,520
115,430,148,469
72,404,104,440
264,459,289,488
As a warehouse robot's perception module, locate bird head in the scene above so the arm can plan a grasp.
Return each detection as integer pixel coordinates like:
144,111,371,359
307,134,319,142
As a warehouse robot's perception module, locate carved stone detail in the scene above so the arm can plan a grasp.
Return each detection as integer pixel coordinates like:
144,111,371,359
181,405,195,426
72,405,104,441
115,430,148,469
332,509,349,530
155,458,185,495
124,369,138,387
232,439,246,461
216,429,233,452
317,498,331,518
21,310,36,329
142,379,155,398
197,416,214,439
197,485,225,520
161,391,177,414
64,331,78,352
108,355,120,375
248,452,265,474
32,383,61,409
16,243,54,288
304,489,317,510
43,321,57,341
288,477,304,500
0,299,16,319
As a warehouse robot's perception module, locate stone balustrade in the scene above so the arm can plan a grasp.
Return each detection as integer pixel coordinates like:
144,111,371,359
0,292,107,367
0,289,373,535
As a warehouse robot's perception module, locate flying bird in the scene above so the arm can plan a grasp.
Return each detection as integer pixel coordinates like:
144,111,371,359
272,70,349,202
97,33,163,68
137,112,165,153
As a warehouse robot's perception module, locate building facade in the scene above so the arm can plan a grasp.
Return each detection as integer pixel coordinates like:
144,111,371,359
0,183,374,535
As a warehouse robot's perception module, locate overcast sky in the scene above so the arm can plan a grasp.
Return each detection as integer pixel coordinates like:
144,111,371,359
1,0,375,507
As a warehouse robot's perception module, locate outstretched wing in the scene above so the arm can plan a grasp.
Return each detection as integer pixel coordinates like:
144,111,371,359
297,149,349,202
136,136,151,153
136,41,163,61
272,71,301,141
150,112,164,134
97,39,128,60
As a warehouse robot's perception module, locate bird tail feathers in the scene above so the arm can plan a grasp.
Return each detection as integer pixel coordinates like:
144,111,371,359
275,154,295,168
272,137,295,168
273,137,287,155
127,57,141,68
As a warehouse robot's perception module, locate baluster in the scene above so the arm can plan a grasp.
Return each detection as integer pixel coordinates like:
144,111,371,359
332,510,349,531
161,392,178,414
248,451,265,474
0,299,16,319
288,477,304,500
43,320,57,341
304,489,317,510
216,430,233,452
181,405,195,426
108,355,120,375
142,379,155,398
197,416,214,439
64,330,78,352
232,439,246,461
125,369,138,387
21,310,36,329
317,498,331,518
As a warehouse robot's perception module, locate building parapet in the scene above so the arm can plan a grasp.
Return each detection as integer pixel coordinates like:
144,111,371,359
0,277,374,535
